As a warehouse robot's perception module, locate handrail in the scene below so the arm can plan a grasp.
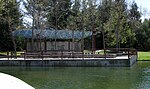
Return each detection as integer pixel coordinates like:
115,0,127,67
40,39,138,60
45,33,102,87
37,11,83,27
105,48,137,59
21,48,138,59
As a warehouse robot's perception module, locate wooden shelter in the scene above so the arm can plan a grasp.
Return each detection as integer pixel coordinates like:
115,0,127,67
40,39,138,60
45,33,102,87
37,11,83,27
13,28,92,52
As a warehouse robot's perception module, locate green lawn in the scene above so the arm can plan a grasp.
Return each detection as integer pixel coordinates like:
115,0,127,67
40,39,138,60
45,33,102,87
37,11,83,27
138,52,150,61
0,52,8,55
0,52,23,56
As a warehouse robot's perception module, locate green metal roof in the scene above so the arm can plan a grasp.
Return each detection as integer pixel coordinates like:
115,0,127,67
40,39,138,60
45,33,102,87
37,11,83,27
12,28,92,40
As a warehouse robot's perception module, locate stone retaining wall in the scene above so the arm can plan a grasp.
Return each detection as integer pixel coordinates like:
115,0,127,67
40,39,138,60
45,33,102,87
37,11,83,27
0,55,137,67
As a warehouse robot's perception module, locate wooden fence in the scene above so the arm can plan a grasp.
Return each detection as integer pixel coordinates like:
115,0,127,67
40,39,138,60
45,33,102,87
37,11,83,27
20,48,137,59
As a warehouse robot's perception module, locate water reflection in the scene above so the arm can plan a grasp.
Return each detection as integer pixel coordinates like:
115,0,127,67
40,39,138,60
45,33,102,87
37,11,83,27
0,61,150,89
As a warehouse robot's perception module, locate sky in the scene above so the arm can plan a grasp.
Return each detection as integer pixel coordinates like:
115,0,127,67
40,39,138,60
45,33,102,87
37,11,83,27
128,0,150,20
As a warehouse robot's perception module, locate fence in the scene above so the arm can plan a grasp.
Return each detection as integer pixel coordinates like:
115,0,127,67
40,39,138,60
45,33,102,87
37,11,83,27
20,48,137,60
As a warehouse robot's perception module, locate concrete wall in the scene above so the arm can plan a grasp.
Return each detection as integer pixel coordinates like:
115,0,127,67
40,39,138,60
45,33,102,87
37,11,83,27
129,55,137,66
0,56,137,67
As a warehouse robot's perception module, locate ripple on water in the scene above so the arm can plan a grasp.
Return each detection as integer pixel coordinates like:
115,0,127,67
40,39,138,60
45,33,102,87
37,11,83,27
1,62,150,89
135,67,150,89
144,68,150,74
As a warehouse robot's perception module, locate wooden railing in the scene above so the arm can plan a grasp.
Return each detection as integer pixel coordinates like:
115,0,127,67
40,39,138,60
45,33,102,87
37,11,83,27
22,50,116,59
3,48,137,60
105,48,138,59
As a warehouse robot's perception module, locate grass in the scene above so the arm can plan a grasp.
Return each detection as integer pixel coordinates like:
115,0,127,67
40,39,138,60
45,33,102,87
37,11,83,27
0,52,23,56
0,52,7,55
84,50,150,61
138,52,150,61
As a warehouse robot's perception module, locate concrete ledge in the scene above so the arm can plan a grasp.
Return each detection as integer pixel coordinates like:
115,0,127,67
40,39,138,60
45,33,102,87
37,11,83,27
0,56,137,67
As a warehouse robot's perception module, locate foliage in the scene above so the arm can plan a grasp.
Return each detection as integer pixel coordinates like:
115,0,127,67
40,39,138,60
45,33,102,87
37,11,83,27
127,2,141,48
0,0,149,51
136,19,150,50
23,0,50,28
0,0,22,51
47,0,72,29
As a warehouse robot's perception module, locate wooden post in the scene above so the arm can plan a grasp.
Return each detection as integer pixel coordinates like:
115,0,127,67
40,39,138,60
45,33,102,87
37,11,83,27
41,51,43,60
61,50,63,60
24,50,26,60
69,40,71,58
82,30,84,60
44,37,47,52
102,31,106,59
30,39,32,52
39,37,42,52
7,51,9,60
136,49,138,61
25,38,27,52
72,29,75,58
92,27,96,57
104,49,106,59
128,50,130,60
68,40,70,52
26,38,28,52
36,34,38,52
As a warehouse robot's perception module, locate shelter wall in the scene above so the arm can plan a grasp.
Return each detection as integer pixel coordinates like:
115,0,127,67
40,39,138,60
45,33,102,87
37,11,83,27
27,41,81,52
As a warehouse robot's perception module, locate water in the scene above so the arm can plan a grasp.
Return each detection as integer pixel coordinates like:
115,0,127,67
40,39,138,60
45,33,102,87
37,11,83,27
0,61,150,89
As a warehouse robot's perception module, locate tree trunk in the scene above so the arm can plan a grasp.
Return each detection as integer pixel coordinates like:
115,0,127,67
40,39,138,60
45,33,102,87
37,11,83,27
116,18,120,52
31,15,35,52
72,28,75,51
8,24,17,57
11,35,17,57
54,3,57,51
92,26,96,54
102,30,106,59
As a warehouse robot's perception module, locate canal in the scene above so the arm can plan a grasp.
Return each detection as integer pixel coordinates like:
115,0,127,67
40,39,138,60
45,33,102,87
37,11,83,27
0,61,150,89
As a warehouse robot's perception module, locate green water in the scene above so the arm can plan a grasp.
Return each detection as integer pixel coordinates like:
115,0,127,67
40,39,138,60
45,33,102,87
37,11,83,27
0,61,150,89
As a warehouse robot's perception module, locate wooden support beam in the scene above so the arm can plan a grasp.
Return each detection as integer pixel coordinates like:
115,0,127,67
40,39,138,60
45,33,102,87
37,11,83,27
44,37,47,52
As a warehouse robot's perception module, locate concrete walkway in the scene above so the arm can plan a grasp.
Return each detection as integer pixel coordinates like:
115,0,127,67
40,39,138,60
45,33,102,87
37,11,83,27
0,73,35,89
0,56,129,60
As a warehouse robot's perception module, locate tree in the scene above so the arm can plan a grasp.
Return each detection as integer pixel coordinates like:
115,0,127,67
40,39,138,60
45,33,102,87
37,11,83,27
96,0,112,53
0,0,22,51
47,0,72,29
47,0,72,50
127,1,141,48
23,0,50,51
103,0,133,49
136,19,150,50
18,0,146,51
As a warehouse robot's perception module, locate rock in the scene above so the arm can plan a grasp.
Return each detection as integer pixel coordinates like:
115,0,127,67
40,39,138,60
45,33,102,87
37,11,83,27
0,73,35,89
